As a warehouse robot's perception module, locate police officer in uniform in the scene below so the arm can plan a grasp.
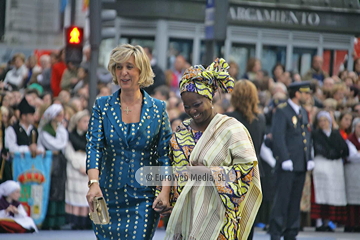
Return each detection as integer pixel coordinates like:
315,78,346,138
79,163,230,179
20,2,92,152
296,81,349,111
5,97,43,157
268,81,315,240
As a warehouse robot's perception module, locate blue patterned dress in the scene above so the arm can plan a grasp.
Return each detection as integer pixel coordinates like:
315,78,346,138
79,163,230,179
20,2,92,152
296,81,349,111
86,90,172,240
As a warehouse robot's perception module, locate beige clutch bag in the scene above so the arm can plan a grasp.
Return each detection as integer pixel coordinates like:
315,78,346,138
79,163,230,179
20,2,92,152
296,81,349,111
89,196,110,225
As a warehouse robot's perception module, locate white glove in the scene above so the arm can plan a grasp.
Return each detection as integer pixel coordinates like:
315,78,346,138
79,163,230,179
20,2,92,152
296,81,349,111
260,142,276,168
282,160,293,171
307,160,315,171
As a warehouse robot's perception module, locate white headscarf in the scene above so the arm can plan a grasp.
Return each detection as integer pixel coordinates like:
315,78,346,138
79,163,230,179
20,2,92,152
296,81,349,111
39,103,63,130
317,110,332,127
0,180,21,198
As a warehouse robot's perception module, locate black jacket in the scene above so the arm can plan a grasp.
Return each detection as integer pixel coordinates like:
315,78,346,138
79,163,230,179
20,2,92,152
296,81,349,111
225,111,266,175
312,128,349,160
142,64,166,96
271,102,312,172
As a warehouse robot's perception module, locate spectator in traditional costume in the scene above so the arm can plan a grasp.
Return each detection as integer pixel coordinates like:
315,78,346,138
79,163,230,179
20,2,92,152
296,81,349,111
0,180,37,233
65,110,90,230
311,111,349,232
344,117,360,232
5,97,43,157
37,104,68,230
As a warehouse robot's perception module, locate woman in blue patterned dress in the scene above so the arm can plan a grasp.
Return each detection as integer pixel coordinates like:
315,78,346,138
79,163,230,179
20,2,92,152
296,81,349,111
86,44,172,240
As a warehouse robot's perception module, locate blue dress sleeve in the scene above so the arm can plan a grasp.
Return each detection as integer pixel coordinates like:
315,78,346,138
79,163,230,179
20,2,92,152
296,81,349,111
157,101,172,174
86,97,105,171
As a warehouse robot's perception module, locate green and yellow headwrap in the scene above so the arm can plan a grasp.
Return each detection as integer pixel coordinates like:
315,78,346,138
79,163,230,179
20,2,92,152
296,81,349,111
179,58,235,100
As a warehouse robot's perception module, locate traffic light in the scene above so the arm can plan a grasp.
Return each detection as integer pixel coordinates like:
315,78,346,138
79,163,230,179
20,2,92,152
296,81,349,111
65,26,84,64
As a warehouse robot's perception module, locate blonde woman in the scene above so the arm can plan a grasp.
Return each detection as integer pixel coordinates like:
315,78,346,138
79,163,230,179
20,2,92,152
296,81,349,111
86,44,172,239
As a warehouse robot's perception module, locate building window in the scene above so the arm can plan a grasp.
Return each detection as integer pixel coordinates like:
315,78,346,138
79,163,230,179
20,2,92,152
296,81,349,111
119,37,155,49
262,45,286,78
168,38,193,70
228,43,256,78
292,48,317,76
99,36,155,69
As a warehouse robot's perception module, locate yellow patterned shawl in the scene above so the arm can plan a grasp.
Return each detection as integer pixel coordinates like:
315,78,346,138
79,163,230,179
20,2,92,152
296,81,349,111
165,114,262,240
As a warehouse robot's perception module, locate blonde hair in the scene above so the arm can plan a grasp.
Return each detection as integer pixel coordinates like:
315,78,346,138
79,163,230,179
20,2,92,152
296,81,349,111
12,53,26,63
107,44,154,88
231,80,260,123
323,98,337,110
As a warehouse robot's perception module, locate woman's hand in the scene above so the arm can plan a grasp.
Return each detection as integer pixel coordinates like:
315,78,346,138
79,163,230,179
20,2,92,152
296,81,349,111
6,205,18,214
152,190,170,213
86,183,103,212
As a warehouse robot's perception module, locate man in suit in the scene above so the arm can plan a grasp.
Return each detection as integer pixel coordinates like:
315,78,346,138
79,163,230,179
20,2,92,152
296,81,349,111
268,81,315,240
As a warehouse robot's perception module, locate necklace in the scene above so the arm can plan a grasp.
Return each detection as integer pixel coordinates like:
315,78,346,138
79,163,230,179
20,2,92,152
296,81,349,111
123,106,131,115
120,93,142,115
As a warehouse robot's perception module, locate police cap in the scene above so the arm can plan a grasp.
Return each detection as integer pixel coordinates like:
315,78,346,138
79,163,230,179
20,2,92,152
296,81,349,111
288,81,311,93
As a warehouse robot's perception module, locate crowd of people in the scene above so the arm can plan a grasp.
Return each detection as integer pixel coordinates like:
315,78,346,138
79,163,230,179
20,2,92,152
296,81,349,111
0,43,359,239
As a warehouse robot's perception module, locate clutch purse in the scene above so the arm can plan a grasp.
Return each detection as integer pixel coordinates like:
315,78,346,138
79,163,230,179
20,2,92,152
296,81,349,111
89,196,110,225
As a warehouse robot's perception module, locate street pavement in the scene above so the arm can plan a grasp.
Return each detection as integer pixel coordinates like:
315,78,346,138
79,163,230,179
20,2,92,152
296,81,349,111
2,228,360,240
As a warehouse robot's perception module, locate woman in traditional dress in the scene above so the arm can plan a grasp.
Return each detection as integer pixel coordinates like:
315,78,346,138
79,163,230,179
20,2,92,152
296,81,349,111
166,58,262,240
37,103,68,230
344,117,360,232
311,111,349,231
65,110,90,229
0,180,37,233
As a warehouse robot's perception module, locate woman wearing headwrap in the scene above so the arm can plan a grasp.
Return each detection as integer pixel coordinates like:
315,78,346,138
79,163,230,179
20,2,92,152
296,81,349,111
344,117,360,232
37,103,69,230
64,110,90,230
165,58,262,240
0,180,37,233
311,110,349,231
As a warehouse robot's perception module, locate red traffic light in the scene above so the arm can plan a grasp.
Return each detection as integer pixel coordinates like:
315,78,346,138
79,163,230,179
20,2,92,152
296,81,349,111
65,26,84,45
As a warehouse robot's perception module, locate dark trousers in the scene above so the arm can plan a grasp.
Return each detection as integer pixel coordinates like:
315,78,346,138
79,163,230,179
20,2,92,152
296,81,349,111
268,170,306,240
